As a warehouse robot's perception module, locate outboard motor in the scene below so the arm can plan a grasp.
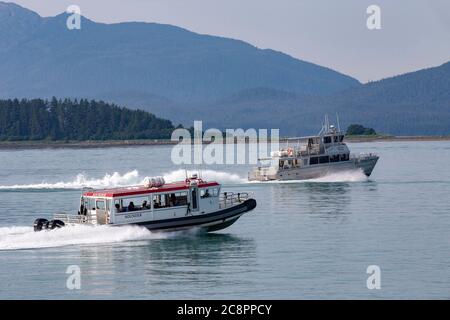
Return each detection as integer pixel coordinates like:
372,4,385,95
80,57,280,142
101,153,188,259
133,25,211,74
47,219,65,230
33,218,65,232
33,218,48,232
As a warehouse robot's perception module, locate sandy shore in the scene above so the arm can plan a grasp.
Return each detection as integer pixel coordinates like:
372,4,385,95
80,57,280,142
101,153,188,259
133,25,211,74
0,136,449,150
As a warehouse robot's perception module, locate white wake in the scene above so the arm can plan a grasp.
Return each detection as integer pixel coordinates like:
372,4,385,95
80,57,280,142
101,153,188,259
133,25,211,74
0,225,164,250
0,168,366,191
0,169,246,191
162,169,246,184
249,169,368,184
307,170,368,182
0,170,142,190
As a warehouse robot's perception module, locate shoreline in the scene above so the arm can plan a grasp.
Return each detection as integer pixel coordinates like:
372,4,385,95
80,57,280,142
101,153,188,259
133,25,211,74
0,135,449,150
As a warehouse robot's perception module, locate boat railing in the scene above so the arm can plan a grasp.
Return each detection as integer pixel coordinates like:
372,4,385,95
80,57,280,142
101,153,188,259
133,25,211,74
53,212,97,225
219,192,252,209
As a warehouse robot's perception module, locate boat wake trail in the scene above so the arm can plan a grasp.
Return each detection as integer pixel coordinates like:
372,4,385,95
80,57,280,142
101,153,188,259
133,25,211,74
0,170,142,191
249,169,368,184
307,170,368,182
0,168,365,192
0,225,165,250
0,169,246,191
162,169,246,184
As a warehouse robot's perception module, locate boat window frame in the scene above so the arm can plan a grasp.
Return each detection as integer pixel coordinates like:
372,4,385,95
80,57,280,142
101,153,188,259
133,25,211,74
310,157,319,165
191,188,198,210
319,156,330,164
330,154,340,163
96,199,106,211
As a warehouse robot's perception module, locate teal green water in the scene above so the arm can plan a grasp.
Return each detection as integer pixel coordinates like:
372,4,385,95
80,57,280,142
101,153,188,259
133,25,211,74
0,142,449,299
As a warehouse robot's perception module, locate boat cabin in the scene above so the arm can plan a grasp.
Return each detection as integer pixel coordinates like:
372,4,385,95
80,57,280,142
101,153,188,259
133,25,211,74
256,124,350,171
78,176,221,225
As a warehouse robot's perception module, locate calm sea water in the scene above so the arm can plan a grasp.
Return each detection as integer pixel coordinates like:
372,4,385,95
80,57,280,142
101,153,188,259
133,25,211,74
0,141,449,299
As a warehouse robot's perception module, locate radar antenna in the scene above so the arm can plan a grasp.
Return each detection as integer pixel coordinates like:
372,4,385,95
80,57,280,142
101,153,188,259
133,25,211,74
336,113,341,132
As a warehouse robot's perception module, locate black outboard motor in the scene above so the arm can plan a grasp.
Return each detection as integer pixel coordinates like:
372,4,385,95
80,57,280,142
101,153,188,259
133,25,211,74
47,219,65,230
33,218,65,232
33,218,48,232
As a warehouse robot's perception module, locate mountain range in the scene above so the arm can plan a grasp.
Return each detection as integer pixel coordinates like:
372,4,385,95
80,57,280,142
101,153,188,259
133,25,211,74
0,2,449,136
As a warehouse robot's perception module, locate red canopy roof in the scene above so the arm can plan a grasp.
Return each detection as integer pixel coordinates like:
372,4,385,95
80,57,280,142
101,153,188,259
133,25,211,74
83,180,219,198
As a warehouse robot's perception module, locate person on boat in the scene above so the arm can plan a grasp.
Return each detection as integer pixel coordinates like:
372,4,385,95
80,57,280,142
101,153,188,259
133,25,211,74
128,202,135,211
114,203,121,213
142,200,148,209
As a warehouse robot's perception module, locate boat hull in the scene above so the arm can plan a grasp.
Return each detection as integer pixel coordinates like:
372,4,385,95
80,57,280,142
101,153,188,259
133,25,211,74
249,156,379,181
133,199,257,232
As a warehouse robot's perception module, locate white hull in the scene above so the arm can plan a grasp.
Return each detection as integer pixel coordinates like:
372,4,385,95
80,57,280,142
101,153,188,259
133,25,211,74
249,156,378,181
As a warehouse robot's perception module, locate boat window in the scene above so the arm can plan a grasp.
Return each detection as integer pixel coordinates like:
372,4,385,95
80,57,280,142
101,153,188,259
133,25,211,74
323,136,332,144
339,135,344,142
152,192,189,209
212,188,220,197
333,136,339,143
319,156,329,164
279,160,284,168
113,199,123,212
88,198,96,210
259,159,272,167
303,159,308,166
330,155,340,162
96,200,106,210
201,189,212,198
121,196,150,211
340,154,349,161
153,194,165,208
174,192,188,205
169,192,188,206
310,157,318,165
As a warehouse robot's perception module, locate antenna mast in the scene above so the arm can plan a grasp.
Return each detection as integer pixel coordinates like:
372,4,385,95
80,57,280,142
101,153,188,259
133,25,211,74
336,113,341,132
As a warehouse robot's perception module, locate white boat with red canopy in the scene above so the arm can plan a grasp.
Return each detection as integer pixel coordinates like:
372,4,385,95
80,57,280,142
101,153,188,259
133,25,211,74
33,174,257,232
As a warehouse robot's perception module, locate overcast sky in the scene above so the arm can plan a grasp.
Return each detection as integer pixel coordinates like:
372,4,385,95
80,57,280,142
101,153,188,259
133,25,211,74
9,0,450,83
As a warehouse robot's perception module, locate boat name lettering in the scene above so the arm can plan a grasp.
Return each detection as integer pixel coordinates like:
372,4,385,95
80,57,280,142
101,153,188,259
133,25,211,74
125,213,142,219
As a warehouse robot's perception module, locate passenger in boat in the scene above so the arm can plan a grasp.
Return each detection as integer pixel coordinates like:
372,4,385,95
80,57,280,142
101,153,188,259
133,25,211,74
202,189,210,198
114,203,121,213
142,200,148,210
128,202,135,211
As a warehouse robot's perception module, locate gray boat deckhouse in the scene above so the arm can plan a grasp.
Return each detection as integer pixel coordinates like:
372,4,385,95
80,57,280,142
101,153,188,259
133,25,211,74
248,117,379,181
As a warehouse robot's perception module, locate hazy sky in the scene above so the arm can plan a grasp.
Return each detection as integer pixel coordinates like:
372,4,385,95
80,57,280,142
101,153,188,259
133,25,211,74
9,0,450,83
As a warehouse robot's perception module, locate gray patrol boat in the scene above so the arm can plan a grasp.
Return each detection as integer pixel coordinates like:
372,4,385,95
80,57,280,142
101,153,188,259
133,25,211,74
248,117,379,181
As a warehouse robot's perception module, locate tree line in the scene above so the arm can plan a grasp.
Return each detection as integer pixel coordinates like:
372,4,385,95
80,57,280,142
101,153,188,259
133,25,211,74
0,98,176,141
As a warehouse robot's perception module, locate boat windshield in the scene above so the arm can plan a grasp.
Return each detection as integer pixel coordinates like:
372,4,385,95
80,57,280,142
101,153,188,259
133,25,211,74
259,159,277,168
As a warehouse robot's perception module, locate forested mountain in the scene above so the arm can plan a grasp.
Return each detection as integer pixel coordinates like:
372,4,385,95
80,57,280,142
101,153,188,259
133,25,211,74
0,98,175,141
148,62,450,136
0,2,449,136
0,2,359,103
